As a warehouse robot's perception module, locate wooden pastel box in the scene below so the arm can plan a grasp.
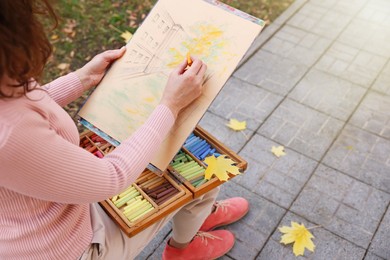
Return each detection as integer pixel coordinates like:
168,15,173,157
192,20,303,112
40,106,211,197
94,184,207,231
169,126,247,198
100,171,192,237
79,126,247,237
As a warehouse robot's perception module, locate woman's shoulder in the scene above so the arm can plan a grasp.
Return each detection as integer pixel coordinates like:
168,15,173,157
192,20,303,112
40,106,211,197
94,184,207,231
0,104,25,149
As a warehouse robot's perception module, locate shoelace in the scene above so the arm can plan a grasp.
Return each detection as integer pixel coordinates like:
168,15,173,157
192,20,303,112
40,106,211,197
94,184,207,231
195,231,223,246
213,200,230,214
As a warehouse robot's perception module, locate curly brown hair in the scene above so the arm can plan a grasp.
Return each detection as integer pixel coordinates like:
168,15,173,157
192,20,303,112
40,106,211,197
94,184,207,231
0,0,57,97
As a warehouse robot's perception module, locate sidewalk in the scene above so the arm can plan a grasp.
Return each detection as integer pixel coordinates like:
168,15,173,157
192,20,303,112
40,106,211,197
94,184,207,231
138,0,390,259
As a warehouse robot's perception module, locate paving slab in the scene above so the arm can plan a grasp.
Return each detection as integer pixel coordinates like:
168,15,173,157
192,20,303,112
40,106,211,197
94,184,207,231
291,164,390,248
262,25,332,67
217,181,286,260
365,252,386,260
289,69,366,121
349,91,390,139
323,124,390,192
236,134,317,208
315,41,387,87
199,111,254,153
258,98,344,161
373,61,390,95
234,50,308,96
209,77,283,131
287,2,353,39
257,212,366,260
368,206,390,259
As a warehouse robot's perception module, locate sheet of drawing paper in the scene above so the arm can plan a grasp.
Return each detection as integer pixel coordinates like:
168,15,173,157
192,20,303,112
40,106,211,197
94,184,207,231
78,0,264,170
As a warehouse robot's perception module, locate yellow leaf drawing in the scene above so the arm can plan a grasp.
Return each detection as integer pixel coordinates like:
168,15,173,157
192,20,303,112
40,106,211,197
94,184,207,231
271,145,286,158
227,119,246,131
279,222,315,256
204,155,241,181
121,31,133,43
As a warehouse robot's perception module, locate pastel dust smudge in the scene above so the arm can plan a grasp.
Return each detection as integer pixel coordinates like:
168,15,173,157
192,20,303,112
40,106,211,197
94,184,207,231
167,23,228,68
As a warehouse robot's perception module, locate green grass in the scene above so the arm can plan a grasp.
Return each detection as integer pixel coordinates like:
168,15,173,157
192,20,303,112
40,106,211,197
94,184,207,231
42,0,293,122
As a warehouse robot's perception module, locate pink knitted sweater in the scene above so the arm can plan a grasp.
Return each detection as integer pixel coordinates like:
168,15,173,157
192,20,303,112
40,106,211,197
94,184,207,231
0,73,174,259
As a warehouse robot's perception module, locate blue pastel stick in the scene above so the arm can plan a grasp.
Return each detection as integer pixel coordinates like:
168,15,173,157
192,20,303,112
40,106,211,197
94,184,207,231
185,135,196,144
200,148,212,160
214,152,221,157
195,145,210,158
188,140,206,152
185,137,200,148
186,138,202,150
192,143,209,156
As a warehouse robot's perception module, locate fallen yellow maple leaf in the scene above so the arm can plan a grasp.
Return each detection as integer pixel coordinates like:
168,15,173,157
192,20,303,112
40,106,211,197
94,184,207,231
227,119,246,131
271,145,286,158
121,30,133,43
204,155,241,181
279,222,315,256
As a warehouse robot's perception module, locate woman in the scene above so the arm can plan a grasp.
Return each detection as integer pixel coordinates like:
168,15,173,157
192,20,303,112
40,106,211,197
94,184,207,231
0,1,249,259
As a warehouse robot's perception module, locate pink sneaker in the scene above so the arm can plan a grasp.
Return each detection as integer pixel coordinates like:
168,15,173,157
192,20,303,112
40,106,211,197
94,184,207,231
162,230,234,260
199,197,249,232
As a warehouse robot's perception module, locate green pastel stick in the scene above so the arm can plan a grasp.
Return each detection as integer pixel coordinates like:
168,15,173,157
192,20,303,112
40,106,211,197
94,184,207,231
195,178,208,187
174,154,186,160
176,162,198,172
130,207,154,222
185,168,205,179
171,160,182,167
174,161,196,171
172,162,185,169
183,167,205,179
180,162,200,171
192,179,203,186
188,173,206,182
182,166,204,178
181,167,202,178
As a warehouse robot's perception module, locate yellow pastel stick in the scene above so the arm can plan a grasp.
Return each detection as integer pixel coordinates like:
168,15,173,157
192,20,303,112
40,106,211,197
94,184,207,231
126,203,153,220
127,205,153,221
123,200,147,215
131,207,154,222
187,52,193,66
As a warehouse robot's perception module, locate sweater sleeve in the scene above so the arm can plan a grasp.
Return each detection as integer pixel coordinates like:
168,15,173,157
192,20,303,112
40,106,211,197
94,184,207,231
0,105,175,204
42,72,86,107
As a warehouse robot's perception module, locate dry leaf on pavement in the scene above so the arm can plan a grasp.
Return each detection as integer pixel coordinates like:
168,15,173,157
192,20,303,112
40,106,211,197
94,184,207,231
279,221,315,256
227,118,246,131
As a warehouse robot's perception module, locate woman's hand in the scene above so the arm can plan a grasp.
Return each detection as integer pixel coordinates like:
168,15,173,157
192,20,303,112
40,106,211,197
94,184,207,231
160,57,207,119
75,46,126,89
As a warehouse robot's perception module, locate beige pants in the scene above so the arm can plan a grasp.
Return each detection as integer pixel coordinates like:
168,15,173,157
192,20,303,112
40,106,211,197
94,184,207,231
79,188,219,260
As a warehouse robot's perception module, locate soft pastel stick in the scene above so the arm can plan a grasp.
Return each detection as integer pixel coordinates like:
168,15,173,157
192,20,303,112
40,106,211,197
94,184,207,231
131,207,154,222
192,143,209,156
125,202,152,219
123,200,146,214
195,178,208,187
118,186,136,198
184,168,205,179
199,148,212,160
